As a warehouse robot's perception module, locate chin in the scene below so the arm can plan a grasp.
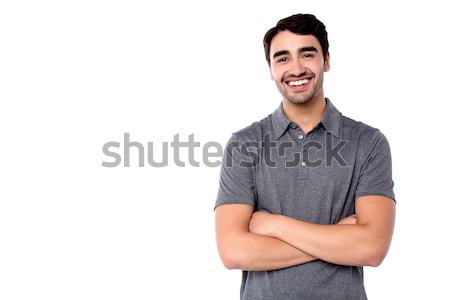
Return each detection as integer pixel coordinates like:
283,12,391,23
286,95,314,105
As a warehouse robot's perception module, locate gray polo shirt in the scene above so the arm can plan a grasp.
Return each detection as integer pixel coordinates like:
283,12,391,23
215,98,396,300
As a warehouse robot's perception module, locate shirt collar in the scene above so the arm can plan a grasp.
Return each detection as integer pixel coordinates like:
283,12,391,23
271,97,342,140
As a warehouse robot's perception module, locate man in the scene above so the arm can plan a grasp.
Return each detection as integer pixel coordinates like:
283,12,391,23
214,13,396,300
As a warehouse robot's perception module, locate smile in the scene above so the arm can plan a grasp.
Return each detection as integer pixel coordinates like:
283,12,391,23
285,76,313,90
288,79,310,86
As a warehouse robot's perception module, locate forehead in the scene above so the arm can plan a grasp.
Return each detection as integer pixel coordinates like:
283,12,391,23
270,31,322,56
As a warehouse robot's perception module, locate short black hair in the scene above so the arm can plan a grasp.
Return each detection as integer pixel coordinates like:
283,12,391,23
263,14,329,64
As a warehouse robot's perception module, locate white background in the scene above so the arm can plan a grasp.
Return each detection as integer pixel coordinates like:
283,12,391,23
1,1,449,299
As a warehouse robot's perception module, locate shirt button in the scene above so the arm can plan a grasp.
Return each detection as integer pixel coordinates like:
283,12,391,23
298,134,304,140
301,161,306,167
290,123,297,129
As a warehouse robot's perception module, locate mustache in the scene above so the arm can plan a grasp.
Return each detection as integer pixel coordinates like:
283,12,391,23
283,71,314,81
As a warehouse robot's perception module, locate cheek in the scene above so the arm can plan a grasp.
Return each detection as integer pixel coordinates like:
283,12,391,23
270,66,286,81
273,70,285,82
269,69,278,81
313,61,326,73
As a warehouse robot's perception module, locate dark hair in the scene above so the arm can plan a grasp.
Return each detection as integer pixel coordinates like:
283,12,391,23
263,14,329,64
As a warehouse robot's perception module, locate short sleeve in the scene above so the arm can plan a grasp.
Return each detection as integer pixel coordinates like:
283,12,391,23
214,134,257,210
355,130,396,203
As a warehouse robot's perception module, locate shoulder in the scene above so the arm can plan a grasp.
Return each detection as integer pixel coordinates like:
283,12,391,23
342,114,389,142
227,113,273,144
341,115,391,159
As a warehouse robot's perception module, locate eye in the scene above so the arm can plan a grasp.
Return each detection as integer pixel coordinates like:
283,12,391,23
276,57,288,63
302,53,314,59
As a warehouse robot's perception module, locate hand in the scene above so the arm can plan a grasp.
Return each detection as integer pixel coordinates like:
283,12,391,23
337,214,358,225
249,211,278,237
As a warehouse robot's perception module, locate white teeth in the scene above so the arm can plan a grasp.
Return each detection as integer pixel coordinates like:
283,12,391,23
288,79,310,86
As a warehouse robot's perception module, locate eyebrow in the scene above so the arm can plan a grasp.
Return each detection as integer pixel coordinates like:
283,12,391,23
272,46,319,60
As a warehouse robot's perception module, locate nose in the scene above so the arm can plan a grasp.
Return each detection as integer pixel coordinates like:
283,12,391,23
289,59,306,75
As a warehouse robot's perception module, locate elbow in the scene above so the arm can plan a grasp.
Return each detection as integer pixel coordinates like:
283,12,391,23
219,248,247,270
222,256,240,270
366,257,382,267
217,232,251,270
366,246,389,267
360,230,392,267
367,252,387,267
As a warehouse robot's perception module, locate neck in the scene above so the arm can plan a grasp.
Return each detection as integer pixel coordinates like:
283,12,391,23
282,95,326,134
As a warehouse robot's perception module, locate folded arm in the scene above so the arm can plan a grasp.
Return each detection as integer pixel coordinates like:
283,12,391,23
249,195,396,267
215,203,318,271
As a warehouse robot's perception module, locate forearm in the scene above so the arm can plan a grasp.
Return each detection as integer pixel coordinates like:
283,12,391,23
272,216,375,266
224,232,318,271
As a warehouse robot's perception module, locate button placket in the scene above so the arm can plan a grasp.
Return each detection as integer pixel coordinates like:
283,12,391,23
297,129,309,179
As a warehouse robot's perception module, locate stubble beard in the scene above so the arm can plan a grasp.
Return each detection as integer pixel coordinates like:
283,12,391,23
276,72,324,105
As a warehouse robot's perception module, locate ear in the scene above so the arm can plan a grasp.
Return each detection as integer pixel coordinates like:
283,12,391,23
324,52,331,72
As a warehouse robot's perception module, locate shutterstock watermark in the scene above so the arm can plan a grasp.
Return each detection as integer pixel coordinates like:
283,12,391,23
101,132,349,168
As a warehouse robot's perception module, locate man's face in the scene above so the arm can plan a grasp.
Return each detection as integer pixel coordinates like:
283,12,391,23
269,31,330,105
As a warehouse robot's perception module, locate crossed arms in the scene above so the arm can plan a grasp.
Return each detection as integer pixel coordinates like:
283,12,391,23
215,195,396,271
